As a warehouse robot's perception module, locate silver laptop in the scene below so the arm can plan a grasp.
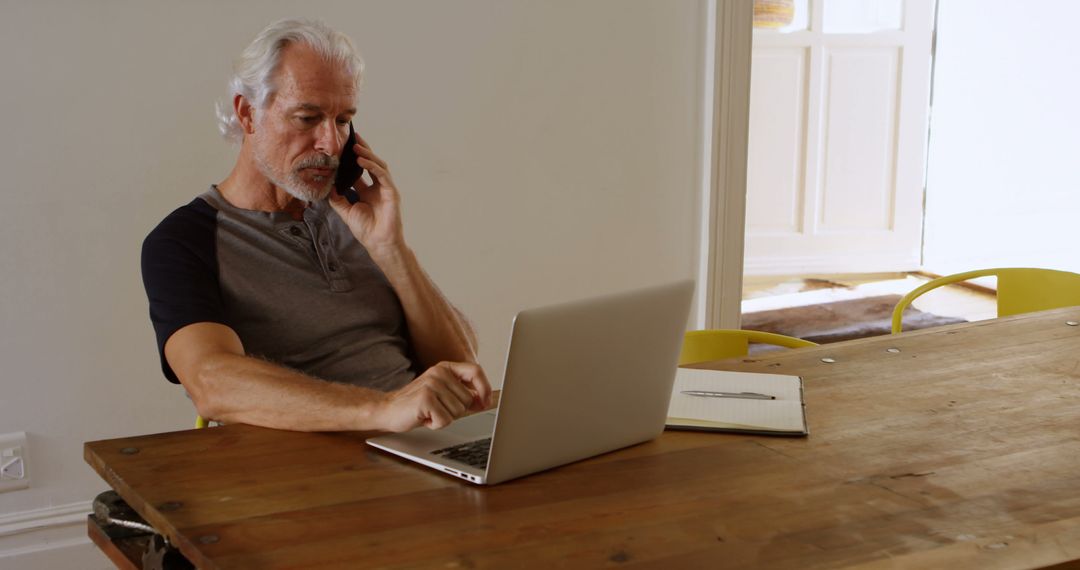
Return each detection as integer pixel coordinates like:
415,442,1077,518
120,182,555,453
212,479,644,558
366,280,694,485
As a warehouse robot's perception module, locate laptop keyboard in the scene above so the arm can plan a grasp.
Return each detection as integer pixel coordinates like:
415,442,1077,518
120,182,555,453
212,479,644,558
432,438,491,469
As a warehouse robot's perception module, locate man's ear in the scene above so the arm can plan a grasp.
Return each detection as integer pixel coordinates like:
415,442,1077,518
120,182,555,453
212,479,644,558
235,94,256,135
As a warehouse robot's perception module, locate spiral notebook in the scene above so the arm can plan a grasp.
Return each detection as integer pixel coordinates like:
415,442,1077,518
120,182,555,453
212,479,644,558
666,368,808,436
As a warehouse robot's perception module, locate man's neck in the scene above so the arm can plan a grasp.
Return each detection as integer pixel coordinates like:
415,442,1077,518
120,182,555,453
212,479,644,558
217,143,308,219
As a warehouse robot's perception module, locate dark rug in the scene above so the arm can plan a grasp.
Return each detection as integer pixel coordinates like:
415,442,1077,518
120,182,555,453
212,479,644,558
741,294,967,346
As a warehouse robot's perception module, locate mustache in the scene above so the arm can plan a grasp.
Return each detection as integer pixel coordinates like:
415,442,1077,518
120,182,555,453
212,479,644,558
295,154,340,170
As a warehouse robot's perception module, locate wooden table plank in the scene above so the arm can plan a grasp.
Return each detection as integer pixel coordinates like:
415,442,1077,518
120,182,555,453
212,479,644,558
86,307,1080,569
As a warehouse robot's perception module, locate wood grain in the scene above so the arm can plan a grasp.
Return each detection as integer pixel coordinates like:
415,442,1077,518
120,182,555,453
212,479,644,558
85,307,1080,569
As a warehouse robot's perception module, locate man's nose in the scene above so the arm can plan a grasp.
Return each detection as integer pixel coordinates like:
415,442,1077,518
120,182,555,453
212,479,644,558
314,121,341,155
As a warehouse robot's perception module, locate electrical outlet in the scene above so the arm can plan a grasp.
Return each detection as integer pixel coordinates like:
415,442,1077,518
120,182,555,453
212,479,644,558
0,432,29,493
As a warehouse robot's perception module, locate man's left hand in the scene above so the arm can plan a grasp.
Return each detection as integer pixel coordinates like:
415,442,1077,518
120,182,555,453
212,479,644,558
329,132,405,257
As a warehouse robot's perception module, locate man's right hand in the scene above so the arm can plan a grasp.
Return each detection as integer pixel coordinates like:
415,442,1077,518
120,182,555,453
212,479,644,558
377,361,493,432
166,323,491,432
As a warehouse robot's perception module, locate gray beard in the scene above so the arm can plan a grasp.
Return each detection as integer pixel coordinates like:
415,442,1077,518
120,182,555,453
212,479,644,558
254,150,337,203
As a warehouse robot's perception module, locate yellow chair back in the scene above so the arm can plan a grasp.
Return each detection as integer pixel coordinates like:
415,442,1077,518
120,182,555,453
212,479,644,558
891,268,1080,333
680,329,817,366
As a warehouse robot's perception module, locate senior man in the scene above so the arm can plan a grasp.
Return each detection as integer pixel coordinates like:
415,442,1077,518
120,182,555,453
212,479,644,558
141,19,490,432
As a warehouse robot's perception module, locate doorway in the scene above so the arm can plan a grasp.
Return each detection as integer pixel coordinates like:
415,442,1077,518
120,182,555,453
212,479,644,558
740,0,997,341
744,0,934,276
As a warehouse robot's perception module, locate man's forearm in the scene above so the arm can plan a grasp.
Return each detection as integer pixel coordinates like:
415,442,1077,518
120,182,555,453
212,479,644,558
369,245,478,367
168,319,488,433
193,353,385,431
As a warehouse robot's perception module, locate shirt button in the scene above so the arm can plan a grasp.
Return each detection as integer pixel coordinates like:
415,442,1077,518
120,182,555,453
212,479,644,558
290,226,302,236
328,263,339,272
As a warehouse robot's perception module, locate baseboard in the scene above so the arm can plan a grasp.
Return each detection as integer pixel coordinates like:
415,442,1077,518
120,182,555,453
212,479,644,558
0,538,112,570
0,501,112,569
0,501,91,538
744,255,920,277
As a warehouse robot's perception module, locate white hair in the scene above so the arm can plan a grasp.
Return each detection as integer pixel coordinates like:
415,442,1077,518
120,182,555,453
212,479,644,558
216,19,365,143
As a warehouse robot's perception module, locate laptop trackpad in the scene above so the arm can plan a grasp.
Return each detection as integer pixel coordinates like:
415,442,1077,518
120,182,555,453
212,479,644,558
367,410,497,459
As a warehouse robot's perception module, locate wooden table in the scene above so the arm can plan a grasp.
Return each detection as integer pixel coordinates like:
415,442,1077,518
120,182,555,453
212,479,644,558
86,307,1080,569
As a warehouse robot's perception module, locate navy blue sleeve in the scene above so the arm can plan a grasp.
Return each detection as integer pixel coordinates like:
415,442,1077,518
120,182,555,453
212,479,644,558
140,198,226,384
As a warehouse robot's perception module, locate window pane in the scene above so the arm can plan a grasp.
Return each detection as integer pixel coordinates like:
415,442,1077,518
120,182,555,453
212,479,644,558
754,0,809,33
823,0,902,33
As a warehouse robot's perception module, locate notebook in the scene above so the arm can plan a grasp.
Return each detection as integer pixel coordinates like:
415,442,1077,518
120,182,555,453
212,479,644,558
666,368,808,436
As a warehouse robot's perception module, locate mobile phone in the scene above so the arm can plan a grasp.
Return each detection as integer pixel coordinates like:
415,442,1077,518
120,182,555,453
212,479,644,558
335,122,363,204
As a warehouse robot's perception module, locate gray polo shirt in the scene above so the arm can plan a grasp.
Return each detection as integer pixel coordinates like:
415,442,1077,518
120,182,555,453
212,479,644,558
140,186,417,391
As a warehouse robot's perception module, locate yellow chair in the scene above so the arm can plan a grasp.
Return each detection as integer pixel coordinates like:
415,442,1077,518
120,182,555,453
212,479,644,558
891,267,1080,333
195,416,208,429
679,329,818,365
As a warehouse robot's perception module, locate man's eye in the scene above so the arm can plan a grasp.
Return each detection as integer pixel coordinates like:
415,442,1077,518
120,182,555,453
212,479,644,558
298,116,319,124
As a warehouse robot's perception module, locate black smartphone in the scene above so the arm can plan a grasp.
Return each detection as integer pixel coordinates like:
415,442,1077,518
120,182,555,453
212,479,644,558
335,122,363,204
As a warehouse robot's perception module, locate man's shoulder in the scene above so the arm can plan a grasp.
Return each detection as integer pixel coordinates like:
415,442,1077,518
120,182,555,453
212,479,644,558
142,196,221,263
145,197,219,244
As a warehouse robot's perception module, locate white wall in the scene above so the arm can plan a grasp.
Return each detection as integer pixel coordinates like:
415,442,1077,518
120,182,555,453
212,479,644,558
0,1,707,565
923,0,1080,275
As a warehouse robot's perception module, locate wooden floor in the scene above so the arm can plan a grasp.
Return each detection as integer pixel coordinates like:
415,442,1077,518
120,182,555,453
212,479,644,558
742,272,998,324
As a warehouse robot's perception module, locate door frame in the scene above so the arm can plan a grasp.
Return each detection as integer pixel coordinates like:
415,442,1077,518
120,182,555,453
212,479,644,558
697,0,753,329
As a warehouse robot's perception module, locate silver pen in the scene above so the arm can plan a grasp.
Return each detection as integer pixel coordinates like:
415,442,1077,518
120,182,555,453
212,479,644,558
681,390,776,400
